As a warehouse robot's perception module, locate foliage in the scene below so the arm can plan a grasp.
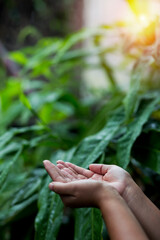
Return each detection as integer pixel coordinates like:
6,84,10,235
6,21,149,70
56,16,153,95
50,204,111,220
0,0,73,50
0,17,160,240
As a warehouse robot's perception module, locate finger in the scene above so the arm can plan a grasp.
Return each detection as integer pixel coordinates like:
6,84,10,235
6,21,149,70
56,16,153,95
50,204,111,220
57,160,69,168
57,163,65,170
57,161,90,179
62,168,79,179
57,161,77,173
59,164,87,180
89,164,110,175
64,162,94,178
60,169,76,181
49,182,75,195
57,163,77,175
57,163,79,180
57,161,84,175
43,160,68,182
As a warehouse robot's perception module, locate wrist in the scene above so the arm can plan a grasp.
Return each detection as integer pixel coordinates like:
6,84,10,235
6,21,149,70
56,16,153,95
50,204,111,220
99,191,126,221
122,176,143,207
98,184,122,209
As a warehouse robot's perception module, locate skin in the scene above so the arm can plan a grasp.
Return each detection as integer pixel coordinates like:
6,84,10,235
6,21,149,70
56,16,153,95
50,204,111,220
56,161,160,240
43,160,151,240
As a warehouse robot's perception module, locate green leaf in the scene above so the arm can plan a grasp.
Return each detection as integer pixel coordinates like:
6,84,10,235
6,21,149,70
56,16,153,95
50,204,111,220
35,176,63,240
74,208,103,240
50,148,76,164
132,130,160,174
72,108,124,168
20,92,52,126
20,92,32,110
0,194,38,226
18,25,42,43
35,149,75,240
117,95,160,168
22,39,62,73
45,194,63,240
123,71,140,122
60,46,114,62
86,94,124,135
11,168,45,205
0,142,21,158
35,177,52,240
0,147,23,190
0,131,14,150
10,51,28,65
0,102,24,131
0,172,27,210
143,120,160,133
53,28,107,64
0,125,46,149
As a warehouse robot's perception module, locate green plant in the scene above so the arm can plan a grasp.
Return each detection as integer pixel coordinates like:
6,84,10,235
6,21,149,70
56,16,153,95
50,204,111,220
0,21,160,240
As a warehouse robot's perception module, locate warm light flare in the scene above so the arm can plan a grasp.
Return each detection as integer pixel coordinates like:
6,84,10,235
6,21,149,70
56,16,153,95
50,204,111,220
127,0,150,17
139,15,150,28
124,1,159,46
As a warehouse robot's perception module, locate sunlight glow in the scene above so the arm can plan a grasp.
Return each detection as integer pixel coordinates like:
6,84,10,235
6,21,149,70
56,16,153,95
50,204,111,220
124,1,158,45
139,14,150,28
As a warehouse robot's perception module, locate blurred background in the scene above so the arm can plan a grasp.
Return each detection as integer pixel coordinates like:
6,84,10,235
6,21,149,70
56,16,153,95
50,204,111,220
0,1,160,240
0,0,80,49
1,0,160,90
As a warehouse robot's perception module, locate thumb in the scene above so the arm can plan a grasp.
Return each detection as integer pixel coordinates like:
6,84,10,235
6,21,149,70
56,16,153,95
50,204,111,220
89,164,110,175
49,182,74,195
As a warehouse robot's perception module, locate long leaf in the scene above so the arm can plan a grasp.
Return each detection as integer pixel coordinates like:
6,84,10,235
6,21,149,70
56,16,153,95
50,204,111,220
132,130,160,174
72,108,124,168
35,176,63,240
123,71,140,122
11,168,45,205
53,28,107,64
0,147,23,190
117,95,160,168
0,125,46,150
0,142,20,158
74,208,102,240
0,193,38,226
35,149,75,240
45,194,63,240
50,148,76,164
35,176,52,240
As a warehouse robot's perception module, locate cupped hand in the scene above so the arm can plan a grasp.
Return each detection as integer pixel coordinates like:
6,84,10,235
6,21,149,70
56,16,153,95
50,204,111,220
43,160,86,183
56,160,131,196
49,179,118,208
43,160,131,197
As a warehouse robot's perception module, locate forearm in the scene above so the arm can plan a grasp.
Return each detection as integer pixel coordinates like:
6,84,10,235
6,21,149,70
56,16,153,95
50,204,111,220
100,194,148,240
123,178,160,240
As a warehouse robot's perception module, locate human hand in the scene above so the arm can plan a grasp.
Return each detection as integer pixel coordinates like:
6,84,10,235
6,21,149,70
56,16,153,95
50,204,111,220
43,160,132,203
56,161,132,197
43,160,86,183
49,179,119,208
43,160,120,208
44,160,160,240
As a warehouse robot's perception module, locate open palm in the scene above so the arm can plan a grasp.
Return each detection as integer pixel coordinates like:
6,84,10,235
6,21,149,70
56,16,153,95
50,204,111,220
43,160,130,195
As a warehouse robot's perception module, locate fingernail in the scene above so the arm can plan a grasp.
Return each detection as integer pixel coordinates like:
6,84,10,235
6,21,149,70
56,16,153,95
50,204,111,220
57,160,63,163
49,183,54,190
43,160,49,166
